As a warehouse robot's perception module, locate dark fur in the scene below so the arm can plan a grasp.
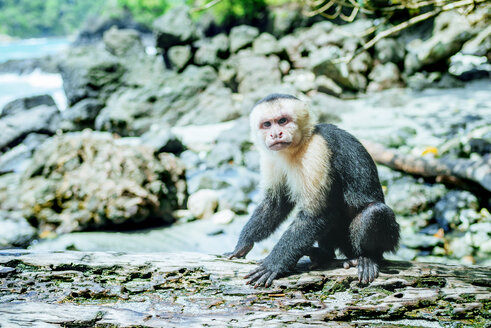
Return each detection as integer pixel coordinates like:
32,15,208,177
226,123,400,286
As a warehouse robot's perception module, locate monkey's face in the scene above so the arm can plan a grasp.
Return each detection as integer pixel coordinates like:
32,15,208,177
250,98,311,152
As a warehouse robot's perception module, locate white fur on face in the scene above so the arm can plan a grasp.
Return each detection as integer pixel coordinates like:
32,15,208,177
251,97,331,215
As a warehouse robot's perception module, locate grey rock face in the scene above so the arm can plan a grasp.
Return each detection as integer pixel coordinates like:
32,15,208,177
59,47,125,106
1,94,56,118
0,104,60,151
103,27,145,57
0,210,37,248
19,131,187,233
194,34,229,67
374,38,405,64
229,25,259,53
167,45,193,71
153,6,198,51
404,11,478,75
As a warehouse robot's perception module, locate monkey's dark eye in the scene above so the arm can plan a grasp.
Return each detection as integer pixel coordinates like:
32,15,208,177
263,121,271,128
278,117,288,124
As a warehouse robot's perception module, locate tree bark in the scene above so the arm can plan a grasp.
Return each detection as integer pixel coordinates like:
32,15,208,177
0,250,489,327
363,140,491,193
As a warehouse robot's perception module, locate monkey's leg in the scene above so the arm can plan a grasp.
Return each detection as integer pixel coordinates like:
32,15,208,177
307,235,335,268
225,188,294,259
245,210,324,288
348,202,400,284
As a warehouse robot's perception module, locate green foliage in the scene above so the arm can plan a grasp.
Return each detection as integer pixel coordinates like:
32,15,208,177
204,0,268,26
115,0,170,25
0,0,105,37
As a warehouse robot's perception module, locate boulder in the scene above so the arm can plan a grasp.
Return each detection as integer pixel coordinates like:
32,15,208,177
194,34,229,67
229,25,259,53
19,131,187,233
167,45,193,71
153,6,198,51
374,38,405,64
404,11,478,75
187,189,219,220
0,210,37,248
74,12,149,46
310,46,367,91
103,27,145,57
95,65,234,134
235,51,282,94
461,25,491,57
252,33,282,56
59,46,125,106
0,134,49,174
0,103,60,151
367,62,403,92
59,98,105,131
1,94,56,118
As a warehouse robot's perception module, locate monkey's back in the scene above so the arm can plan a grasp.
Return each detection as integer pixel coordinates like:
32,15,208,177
314,123,385,209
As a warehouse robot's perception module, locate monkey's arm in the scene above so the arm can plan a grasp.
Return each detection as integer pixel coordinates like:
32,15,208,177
225,187,294,259
246,210,323,287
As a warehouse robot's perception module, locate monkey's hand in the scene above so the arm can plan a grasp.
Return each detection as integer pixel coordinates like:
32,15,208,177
244,258,286,288
224,243,253,259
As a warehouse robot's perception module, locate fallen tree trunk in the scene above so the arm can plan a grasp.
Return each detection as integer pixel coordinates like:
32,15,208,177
363,141,491,193
0,250,489,327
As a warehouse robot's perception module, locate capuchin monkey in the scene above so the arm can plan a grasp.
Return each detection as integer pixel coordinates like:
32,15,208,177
225,93,400,288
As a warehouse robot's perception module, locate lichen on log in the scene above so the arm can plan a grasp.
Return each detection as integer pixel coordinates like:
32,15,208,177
0,250,489,327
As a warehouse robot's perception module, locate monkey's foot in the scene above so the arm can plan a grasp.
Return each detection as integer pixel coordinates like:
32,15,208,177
343,257,379,284
244,265,280,288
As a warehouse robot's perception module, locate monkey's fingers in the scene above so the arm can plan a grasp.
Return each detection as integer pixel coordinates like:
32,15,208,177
246,270,267,285
253,271,272,288
264,272,278,288
244,266,266,280
343,259,358,269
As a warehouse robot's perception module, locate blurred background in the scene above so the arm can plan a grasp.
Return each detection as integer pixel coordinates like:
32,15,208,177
0,0,489,266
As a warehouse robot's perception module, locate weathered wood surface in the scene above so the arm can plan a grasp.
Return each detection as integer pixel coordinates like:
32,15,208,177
0,250,489,327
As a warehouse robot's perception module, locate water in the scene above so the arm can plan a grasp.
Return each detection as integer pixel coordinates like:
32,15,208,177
0,37,70,110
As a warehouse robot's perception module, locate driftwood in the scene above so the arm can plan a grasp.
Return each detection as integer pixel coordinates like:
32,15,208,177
363,141,491,194
0,250,489,327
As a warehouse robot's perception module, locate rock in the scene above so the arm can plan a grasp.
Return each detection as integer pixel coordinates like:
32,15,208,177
103,27,145,57
0,210,37,248
349,51,372,74
140,125,185,155
448,53,491,81
0,104,60,151
310,46,367,91
59,98,104,131
205,142,243,168
0,134,49,174
404,11,478,75
308,93,347,123
194,34,229,67
235,51,282,94
1,94,56,118
461,25,491,57
433,190,479,231
216,117,252,150
385,177,447,216
229,25,259,53
217,187,250,214
283,69,316,93
367,62,403,92
95,65,222,135
74,12,148,46
19,131,186,233
252,33,282,56
448,236,474,258
187,189,219,219
153,6,198,51
315,75,343,97
374,38,405,64
59,46,125,106
211,209,235,225
403,233,443,249
167,45,193,71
